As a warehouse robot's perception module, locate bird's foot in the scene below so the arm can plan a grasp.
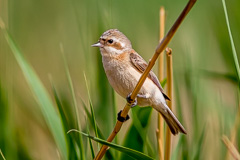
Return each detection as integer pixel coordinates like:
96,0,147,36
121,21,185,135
126,93,137,107
117,110,130,122
126,93,148,107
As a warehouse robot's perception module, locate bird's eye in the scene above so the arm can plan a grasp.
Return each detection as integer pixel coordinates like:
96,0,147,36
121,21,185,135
107,39,113,44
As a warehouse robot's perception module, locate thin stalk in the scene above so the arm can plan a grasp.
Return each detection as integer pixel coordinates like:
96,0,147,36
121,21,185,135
222,135,240,160
83,73,99,151
165,48,173,160
221,0,240,82
157,6,165,160
60,44,85,160
221,0,240,159
0,149,6,160
94,1,197,159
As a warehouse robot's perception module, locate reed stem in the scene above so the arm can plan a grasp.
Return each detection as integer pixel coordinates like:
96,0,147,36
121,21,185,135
157,6,165,160
165,48,173,160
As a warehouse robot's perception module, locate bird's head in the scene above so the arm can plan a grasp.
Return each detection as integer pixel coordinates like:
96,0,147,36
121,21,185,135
92,29,132,55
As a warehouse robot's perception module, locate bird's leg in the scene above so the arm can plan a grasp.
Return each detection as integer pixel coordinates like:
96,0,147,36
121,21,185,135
119,93,149,122
126,93,149,107
126,93,137,107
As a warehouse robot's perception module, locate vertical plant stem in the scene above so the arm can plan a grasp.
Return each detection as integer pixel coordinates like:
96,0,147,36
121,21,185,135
94,1,197,159
157,6,165,160
221,0,240,82
165,48,173,160
221,0,240,159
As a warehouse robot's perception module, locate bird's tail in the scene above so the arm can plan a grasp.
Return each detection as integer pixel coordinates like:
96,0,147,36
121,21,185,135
155,105,187,135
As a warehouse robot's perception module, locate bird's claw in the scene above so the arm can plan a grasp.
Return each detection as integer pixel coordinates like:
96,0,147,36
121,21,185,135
126,93,137,107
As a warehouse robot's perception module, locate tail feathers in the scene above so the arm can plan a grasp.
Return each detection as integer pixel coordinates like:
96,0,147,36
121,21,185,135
160,107,187,135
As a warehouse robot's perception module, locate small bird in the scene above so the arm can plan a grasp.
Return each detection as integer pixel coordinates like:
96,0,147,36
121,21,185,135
92,29,186,135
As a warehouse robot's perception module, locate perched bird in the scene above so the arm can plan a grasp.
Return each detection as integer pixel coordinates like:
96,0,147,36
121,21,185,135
92,29,186,135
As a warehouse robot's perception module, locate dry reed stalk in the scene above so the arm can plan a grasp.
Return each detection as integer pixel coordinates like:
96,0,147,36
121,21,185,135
225,104,240,160
95,1,197,159
157,6,165,160
165,48,173,160
222,135,240,160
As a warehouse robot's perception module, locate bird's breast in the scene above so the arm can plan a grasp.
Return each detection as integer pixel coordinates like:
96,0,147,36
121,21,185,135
101,54,164,107
102,55,140,97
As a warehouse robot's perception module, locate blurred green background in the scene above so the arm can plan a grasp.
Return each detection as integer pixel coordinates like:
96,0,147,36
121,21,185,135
0,0,240,159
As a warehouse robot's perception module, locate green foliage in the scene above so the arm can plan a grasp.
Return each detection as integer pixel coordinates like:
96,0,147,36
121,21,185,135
120,107,153,160
52,86,81,160
76,131,154,160
1,27,68,159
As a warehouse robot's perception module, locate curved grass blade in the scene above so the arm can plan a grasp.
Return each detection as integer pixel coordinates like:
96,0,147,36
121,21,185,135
85,115,95,159
81,99,104,139
200,70,238,84
221,0,240,83
81,99,115,159
83,73,98,138
0,23,68,159
52,85,79,159
120,107,153,160
69,130,154,160
60,44,85,160
0,149,6,160
193,126,206,159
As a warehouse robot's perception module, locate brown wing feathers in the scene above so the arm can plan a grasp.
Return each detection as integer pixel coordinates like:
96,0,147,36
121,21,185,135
130,52,170,101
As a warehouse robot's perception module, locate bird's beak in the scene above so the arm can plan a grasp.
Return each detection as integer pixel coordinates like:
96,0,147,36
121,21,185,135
91,41,103,48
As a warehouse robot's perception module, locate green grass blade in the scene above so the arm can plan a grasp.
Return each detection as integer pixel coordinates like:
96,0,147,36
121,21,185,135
0,83,12,160
161,78,167,88
81,97,117,159
0,149,6,160
1,25,68,159
200,69,238,84
52,85,69,136
69,130,154,160
0,82,8,155
88,133,95,159
85,115,95,159
81,98,116,159
193,126,206,160
221,1,240,157
81,99,104,139
83,73,98,138
120,107,153,160
60,44,85,160
52,85,79,160
132,107,154,155
221,0,240,82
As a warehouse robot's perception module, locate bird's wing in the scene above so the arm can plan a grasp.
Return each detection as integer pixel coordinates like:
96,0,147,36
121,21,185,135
130,52,170,100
